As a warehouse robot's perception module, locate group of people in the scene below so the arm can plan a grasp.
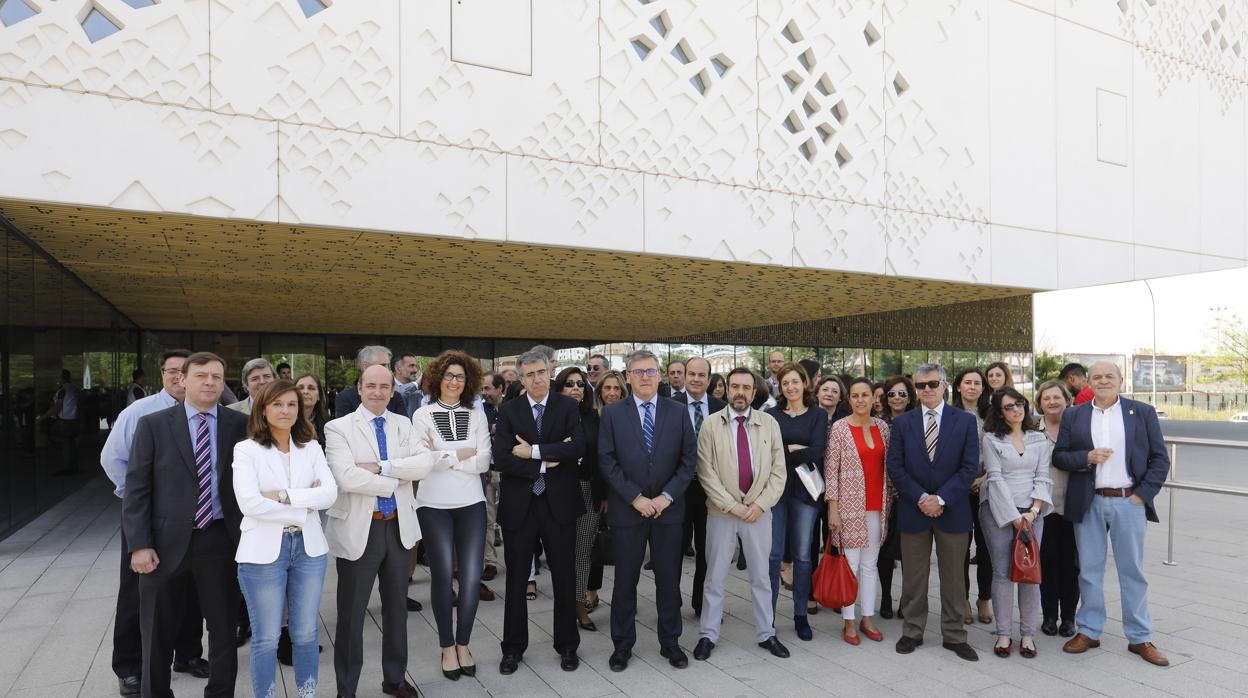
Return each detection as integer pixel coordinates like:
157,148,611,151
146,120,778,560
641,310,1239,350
99,344,1172,698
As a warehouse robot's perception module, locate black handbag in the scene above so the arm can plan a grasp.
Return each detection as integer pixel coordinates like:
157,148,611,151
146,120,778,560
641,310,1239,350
592,525,614,566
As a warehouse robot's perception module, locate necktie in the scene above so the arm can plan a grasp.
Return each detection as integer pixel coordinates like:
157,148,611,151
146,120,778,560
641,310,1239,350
373,416,397,517
736,415,753,494
642,402,654,454
532,404,546,495
925,409,939,462
691,400,704,435
192,413,214,528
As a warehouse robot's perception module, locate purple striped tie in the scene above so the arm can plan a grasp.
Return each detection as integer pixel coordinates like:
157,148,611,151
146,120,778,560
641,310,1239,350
193,413,214,528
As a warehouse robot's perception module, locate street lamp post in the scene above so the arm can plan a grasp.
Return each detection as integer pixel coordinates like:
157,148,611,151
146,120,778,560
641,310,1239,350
1143,280,1157,405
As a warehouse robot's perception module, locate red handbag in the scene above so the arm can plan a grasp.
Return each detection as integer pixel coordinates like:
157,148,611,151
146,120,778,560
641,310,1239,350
812,536,858,608
1010,525,1042,585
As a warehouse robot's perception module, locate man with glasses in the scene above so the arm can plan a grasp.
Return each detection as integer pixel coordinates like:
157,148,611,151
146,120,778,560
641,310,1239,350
586,354,609,389
101,350,208,697
493,350,586,674
886,363,980,661
599,349,698,672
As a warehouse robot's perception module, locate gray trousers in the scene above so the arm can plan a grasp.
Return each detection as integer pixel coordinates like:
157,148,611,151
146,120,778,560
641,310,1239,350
900,528,969,644
335,519,410,697
700,511,774,643
980,502,1044,637
484,474,500,568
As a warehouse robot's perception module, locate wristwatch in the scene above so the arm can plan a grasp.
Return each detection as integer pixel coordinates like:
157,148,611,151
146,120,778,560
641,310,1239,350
278,490,288,504
1029,506,1040,515
935,495,946,507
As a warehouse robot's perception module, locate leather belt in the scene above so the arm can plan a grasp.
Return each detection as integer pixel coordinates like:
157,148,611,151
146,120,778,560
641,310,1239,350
282,525,303,533
1095,487,1134,498
372,511,397,521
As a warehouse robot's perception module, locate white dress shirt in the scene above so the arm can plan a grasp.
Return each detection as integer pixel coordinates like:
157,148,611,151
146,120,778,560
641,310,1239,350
1090,398,1131,488
685,392,710,428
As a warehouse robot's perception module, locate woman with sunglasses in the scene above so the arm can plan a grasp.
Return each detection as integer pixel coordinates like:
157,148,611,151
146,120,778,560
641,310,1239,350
556,366,606,631
980,387,1053,659
875,375,915,618
953,367,994,625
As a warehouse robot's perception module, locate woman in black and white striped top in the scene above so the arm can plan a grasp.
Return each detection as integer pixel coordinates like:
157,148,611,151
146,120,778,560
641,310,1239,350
411,351,491,681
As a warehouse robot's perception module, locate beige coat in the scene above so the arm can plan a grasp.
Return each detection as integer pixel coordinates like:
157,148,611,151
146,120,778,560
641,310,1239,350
696,407,787,517
323,406,432,561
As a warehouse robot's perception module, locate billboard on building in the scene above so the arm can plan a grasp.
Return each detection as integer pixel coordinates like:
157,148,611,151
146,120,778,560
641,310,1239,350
1131,355,1187,392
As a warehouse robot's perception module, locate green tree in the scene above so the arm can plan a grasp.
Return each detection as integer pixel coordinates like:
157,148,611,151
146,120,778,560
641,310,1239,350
1034,352,1064,386
1199,313,1248,385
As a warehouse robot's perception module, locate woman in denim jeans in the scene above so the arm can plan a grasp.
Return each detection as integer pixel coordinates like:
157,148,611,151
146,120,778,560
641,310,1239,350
233,379,338,697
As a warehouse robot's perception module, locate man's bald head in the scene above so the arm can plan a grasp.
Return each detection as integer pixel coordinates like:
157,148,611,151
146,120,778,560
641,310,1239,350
1087,361,1123,407
359,364,395,416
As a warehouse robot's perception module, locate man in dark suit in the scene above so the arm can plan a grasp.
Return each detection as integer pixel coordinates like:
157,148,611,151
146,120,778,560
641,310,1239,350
672,356,725,617
1054,361,1170,666
493,350,586,674
599,349,697,672
334,345,408,417
885,363,979,661
658,358,686,400
123,352,248,698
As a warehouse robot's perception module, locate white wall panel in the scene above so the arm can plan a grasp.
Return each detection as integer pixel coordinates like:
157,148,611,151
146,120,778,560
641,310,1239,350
1133,50,1199,253
1057,0,1131,41
0,84,276,220
507,156,642,250
1055,20,1133,244
886,210,990,283
400,0,599,164
1056,235,1133,288
1199,73,1247,259
644,176,793,264
991,224,1057,290
988,1,1056,233
277,126,505,240
884,0,990,222
792,197,887,275
1134,246,1202,281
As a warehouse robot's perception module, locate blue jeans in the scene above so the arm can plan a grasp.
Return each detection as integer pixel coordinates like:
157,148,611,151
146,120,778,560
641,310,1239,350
770,493,819,618
1073,494,1153,643
417,503,486,647
237,532,328,698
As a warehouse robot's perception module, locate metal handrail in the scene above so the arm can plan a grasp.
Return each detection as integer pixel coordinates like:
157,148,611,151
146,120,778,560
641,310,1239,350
1159,436,1248,566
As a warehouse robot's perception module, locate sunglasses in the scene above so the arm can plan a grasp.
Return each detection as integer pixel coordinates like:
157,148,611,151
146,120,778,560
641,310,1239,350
563,380,586,388
886,390,909,398
1001,402,1027,412
914,380,943,390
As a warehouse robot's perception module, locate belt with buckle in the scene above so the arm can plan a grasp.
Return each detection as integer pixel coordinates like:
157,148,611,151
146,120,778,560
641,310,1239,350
1095,487,1134,498
372,511,397,521
282,525,303,533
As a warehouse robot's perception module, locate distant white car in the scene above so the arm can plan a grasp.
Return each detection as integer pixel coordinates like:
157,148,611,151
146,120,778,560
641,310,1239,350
1155,410,1168,420
1230,412,1248,424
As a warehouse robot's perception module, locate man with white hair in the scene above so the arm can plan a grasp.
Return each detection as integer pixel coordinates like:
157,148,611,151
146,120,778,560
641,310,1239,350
1054,361,1170,666
226,358,275,414
335,345,408,417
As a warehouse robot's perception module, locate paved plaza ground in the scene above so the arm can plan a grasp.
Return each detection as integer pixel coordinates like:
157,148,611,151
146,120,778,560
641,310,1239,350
1,474,1245,697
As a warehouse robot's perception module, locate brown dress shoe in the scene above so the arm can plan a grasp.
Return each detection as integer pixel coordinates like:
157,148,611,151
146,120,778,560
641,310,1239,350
1062,633,1101,653
479,582,496,601
1128,642,1170,666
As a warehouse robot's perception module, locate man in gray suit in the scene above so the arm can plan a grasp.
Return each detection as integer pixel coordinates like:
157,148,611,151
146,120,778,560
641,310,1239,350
226,358,274,414
598,349,697,672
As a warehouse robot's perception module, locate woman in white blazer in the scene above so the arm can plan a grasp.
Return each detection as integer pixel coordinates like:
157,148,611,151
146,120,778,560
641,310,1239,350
233,380,338,698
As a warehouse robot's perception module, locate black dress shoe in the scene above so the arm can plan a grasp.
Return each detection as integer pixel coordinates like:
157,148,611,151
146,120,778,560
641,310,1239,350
660,645,688,668
879,602,894,619
758,636,790,658
406,597,423,612
684,546,695,557
609,649,630,672
234,624,251,647
482,564,497,581
1041,618,1059,636
1059,620,1076,637
895,636,923,654
381,679,419,697
277,626,293,665
499,654,520,675
442,665,462,681
943,641,979,661
644,559,654,571
559,650,579,671
693,638,714,661
736,554,747,570
118,676,140,697
172,657,210,678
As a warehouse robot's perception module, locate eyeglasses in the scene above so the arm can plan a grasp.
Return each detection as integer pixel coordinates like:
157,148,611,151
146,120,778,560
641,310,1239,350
160,368,183,376
886,390,909,398
914,380,943,390
629,368,659,378
443,374,467,383
522,369,548,379
563,380,586,388
1001,402,1026,412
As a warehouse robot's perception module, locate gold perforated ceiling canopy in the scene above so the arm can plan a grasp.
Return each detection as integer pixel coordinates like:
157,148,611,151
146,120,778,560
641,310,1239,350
0,200,1028,340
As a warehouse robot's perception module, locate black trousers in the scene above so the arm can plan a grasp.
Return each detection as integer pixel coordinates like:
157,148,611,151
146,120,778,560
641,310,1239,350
1040,512,1080,622
138,521,239,698
611,520,682,651
417,503,486,647
964,491,993,602
501,494,579,657
335,518,410,697
113,530,203,678
684,484,708,614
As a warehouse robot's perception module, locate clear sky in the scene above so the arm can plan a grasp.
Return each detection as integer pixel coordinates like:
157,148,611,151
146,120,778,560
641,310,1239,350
1033,266,1248,356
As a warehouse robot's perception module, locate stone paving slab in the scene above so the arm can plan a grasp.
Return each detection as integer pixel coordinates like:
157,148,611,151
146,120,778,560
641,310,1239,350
0,475,1244,697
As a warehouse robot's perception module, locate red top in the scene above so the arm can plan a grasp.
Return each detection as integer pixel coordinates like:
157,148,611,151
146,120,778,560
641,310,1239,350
1074,386,1094,405
850,424,885,511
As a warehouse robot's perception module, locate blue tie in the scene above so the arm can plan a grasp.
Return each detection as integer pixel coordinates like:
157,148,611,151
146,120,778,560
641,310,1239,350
373,416,397,517
532,404,546,495
642,402,654,454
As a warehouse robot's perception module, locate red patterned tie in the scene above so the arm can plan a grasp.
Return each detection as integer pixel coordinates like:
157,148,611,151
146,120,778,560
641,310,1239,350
736,415,753,494
193,413,214,528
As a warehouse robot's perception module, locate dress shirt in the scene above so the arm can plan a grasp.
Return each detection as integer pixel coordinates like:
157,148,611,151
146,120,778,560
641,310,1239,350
99,389,177,497
633,393,672,501
57,382,79,419
526,393,549,468
355,405,397,484
1090,397,1131,488
184,401,223,521
727,407,757,478
684,392,710,428
922,399,946,433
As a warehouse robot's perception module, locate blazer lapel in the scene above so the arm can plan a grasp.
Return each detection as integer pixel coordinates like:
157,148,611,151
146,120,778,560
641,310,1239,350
171,407,197,477
624,400,646,454
1121,400,1137,472
353,412,382,461
650,399,667,453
